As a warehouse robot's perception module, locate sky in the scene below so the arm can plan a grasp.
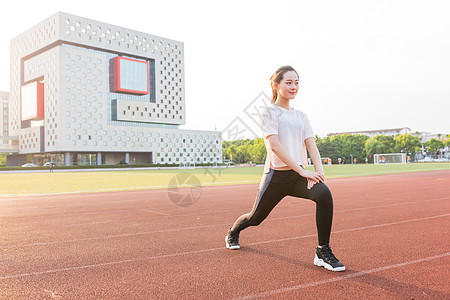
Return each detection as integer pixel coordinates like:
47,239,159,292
0,0,449,138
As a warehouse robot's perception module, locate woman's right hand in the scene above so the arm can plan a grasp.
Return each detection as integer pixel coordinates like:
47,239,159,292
298,169,325,187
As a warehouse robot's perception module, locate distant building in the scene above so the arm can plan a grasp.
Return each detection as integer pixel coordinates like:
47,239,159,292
415,132,444,143
0,92,8,141
7,12,222,166
327,127,411,138
0,92,18,153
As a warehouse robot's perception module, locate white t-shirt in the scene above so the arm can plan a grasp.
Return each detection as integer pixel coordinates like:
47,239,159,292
259,104,315,173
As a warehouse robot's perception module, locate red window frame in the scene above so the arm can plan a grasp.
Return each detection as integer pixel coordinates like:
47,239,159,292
113,56,149,95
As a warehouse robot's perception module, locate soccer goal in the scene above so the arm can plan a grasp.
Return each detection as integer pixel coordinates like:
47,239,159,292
374,153,406,165
179,161,195,169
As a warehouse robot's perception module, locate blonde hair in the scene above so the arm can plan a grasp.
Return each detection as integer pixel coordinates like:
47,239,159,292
270,66,299,103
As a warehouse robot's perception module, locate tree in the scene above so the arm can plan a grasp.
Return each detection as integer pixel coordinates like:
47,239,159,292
253,138,266,163
236,143,252,163
226,145,237,163
395,133,421,156
365,135,395,158
343,134,369,164
317,134,368,164
316,137,336,161
222,138,267,164
424,138,445,158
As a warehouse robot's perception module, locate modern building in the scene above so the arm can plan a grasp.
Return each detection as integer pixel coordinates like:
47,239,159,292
327,127,411,138
0,92,9,142
7,12,222,166
0,91,19,155
416,132,444,143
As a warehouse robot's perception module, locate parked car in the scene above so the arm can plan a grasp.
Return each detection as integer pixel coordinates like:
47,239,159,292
43,162,55,166
434,158,448,162
418,157,434,162
22,163,38,167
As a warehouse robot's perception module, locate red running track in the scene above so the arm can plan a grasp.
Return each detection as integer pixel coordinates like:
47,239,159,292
0,170,449,299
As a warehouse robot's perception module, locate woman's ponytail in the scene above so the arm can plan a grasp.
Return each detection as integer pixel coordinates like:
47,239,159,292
270,80,278,104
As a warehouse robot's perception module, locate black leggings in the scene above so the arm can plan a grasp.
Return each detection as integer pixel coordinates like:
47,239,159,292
230,169,333,246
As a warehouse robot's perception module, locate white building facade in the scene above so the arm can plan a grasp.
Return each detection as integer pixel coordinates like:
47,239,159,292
8,12,222,166
327,127,411,138
0,92,8,141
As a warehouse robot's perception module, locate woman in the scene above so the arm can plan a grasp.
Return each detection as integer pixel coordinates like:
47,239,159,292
225,66,345,272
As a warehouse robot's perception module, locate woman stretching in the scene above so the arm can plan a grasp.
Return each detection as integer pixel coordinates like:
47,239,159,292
225,66,345,272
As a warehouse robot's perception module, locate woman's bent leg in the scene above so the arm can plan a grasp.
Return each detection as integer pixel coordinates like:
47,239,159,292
288,175,333,246
311,183,333,246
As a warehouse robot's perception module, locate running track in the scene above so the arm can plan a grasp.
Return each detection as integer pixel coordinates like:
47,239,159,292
1,170,449,299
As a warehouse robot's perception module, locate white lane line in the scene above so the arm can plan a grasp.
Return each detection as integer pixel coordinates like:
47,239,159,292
1,190,448,232
2,167,449,199
244,213,450,247
232,252,450,300
0,208,247,233
3,203,449,249
0,180,261,198
330,168,450,177
0,179,445,210
140,209,170,216
0,214,448,279
0,246,225,280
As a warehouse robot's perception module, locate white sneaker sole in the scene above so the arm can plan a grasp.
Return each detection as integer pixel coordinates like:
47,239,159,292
225,235,240,250
314,254,345,272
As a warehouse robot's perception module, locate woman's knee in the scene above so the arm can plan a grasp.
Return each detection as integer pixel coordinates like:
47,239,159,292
314,183,333,204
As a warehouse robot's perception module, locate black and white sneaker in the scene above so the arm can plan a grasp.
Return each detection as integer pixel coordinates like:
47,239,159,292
225,229,240,250
314,244,345,272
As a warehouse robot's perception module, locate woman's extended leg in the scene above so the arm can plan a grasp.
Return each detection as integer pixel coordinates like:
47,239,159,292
230,182,287,233
226,170,289,249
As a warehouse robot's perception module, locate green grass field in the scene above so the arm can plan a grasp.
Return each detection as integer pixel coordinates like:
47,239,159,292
0,163,448,197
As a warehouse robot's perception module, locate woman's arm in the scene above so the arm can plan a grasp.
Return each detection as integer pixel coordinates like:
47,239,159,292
267,135,324,186
305,137,323,173
305,137,324,189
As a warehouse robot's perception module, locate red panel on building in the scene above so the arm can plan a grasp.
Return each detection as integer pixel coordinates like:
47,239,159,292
113,56,149,95
21,81,44,121
36,82,44,120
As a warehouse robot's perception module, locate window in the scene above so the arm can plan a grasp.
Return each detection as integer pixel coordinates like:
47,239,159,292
113,56,149,94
